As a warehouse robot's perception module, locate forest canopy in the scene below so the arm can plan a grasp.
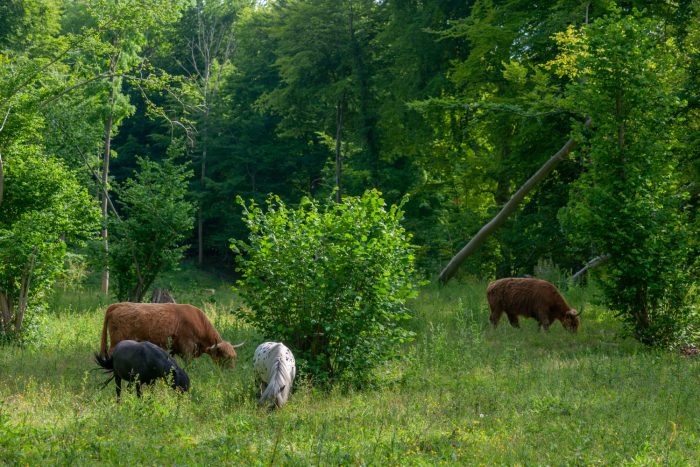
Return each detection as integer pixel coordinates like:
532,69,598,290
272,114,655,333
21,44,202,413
0,0,698,346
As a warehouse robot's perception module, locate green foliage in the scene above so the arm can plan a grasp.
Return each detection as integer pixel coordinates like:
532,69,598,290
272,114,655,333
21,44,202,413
108,149,194,302
555,11,697,346
0,144,99,342
404,0,591,276
0,0,61,51
234,190,419,385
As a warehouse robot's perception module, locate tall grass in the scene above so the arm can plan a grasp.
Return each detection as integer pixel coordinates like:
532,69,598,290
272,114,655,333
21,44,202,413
1,279,698,464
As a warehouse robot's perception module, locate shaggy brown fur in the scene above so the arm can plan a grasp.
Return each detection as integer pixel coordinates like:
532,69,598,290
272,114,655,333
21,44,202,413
486,278,580,332
99,303,240,367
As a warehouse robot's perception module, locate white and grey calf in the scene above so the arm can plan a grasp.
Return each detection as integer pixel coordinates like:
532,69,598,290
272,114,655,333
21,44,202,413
253,342,296,409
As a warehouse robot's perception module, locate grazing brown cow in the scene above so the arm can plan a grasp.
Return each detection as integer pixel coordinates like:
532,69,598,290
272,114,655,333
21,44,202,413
99,302,243,367
486,277,580,332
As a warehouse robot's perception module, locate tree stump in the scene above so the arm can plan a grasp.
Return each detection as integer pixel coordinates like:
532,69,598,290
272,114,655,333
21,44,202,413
150,288,176,303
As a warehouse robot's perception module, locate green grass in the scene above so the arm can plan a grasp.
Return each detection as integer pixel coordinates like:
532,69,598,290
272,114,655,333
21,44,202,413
2,279,699,464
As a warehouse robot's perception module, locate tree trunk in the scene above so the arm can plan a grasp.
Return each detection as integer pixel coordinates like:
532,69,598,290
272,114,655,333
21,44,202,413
101,75,117,295
438,117,592,284
14,246,37,335
0,152,4,207
198,136,207,266
0,292,10,336
347,1,379,187
151,288,176,303
335,98,345,203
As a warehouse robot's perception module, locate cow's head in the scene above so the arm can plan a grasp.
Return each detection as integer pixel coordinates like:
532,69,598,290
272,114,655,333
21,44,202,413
561,309,580,332
206,341,244,368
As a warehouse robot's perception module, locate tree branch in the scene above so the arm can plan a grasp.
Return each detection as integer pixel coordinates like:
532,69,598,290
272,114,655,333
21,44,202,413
50,120,122,221
38,71,114,109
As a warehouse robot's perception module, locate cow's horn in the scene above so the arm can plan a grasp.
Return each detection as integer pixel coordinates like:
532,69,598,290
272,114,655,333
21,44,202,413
233,342,245,348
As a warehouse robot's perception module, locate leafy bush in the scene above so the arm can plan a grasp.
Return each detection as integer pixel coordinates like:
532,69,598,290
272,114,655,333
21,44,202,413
234,190,419,386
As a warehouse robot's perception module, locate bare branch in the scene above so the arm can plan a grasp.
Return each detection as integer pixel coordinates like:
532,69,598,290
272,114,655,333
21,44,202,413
572,254,610,283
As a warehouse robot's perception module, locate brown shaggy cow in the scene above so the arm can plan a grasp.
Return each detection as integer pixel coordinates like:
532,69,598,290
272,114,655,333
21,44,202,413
100,302,242,367
486,278,580,332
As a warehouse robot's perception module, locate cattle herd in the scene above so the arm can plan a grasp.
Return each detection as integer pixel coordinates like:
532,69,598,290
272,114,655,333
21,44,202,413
94,277,578,407
95,301,296,408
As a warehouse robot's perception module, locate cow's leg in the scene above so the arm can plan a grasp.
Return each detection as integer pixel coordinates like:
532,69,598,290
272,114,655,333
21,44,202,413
136,382,142,398
178,340,197,362
535,311,551,331
506,313,520,328
115,375,122,401
489,307,503,327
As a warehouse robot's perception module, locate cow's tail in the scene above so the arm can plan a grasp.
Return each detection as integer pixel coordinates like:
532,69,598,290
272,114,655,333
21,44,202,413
94,352,115,389
259,357,293,409
100,306,112,357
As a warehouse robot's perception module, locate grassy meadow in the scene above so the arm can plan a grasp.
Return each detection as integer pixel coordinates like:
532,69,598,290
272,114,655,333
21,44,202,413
1,276,699,465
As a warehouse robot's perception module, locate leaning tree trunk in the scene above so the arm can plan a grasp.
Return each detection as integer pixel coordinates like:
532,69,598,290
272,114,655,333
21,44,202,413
438,117,592,284
571,254,610,283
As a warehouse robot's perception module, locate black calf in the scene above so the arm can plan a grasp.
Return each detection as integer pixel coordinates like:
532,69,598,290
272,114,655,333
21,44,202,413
95,340,190,400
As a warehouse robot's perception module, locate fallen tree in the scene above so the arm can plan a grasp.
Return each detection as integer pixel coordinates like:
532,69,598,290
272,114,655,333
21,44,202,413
438,117,592,284
571,255,610,284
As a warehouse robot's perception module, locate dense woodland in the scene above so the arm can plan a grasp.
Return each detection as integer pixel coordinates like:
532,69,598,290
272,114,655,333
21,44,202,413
1,0,699,347
2,2,700,463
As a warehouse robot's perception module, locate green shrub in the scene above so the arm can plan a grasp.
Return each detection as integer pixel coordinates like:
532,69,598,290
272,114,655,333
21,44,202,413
234,190,419,386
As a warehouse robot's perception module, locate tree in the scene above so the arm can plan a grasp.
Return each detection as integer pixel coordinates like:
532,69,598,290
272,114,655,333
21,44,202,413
438,117,590,283
261,0,382,202
173,0,241,266
108,151,194,302
76,0,188,294
0,143,99,342
554,11,696,346
405,0,595,277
